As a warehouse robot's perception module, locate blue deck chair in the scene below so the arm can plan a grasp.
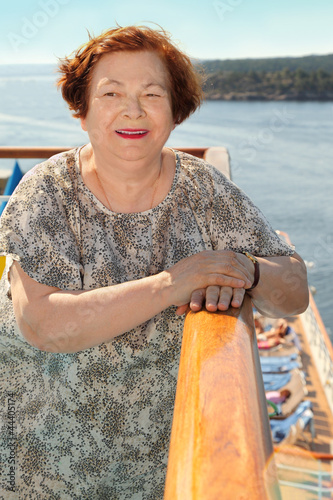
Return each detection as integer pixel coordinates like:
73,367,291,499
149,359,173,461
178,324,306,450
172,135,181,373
263,372,292,391
260,354,298,365
270,400,314,443
0,161,23,216
260,355,301,373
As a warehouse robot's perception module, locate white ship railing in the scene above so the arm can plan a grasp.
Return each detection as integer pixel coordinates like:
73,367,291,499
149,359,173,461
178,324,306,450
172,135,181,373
277,462,333,499
301,293,333,416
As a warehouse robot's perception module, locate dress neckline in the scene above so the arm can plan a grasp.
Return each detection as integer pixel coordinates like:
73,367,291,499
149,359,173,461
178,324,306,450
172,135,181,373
74,145,180,217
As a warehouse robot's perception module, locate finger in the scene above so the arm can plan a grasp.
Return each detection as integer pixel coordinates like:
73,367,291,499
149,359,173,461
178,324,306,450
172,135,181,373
205,285,221,312
235,252,256,284
211,275,249,289
176,304,189,316
230,288,246,308
217,287,233,311
213,253,253,287
189,288,206,312
195,252,251,287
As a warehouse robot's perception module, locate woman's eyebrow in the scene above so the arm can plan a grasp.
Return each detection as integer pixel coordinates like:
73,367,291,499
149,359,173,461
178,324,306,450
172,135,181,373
143,82,168,91
97,79,167,91
99,78,123,87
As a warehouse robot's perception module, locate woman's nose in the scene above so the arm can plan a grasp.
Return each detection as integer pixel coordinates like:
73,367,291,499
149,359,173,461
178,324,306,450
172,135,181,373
122,96,146,119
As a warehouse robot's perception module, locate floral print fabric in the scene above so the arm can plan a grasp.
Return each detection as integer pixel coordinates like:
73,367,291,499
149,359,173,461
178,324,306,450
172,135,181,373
0,148,294,499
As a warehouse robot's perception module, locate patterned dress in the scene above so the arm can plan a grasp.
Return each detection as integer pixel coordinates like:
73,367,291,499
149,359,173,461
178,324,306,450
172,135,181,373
0,148,294,499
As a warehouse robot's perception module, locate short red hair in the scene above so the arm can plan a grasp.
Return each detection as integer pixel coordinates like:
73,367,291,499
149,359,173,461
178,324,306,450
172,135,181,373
57,25,205,125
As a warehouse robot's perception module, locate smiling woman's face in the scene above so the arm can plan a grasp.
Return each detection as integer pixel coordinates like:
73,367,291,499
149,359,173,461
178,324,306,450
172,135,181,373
80,50,175,163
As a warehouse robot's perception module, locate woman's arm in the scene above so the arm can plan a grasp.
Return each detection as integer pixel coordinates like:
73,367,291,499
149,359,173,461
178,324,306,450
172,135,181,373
249,252,309,317
181,252,309,318
10,251,252,353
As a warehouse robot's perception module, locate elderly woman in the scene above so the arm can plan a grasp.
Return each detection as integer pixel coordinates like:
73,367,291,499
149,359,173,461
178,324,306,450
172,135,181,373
0,26,308,498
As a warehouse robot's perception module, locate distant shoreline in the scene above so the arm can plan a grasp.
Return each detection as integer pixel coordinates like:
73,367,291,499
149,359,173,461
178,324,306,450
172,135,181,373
205,93,333,101
201,54,333,103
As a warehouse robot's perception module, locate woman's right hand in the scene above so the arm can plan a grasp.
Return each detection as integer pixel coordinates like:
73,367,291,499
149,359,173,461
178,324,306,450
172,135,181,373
163,250,253,311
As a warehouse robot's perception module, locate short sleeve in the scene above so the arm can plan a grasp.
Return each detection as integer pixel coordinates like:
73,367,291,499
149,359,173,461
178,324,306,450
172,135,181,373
0,159,83,290
209,167,295,257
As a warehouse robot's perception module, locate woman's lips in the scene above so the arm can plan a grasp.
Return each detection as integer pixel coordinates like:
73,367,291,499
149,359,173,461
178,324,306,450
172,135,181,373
115,129,149,139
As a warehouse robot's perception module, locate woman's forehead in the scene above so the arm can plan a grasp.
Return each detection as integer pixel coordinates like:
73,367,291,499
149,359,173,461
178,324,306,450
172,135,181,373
91,50,169,86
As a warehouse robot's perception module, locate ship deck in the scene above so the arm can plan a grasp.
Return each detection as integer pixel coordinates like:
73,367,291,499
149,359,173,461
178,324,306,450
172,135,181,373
274,314,333,499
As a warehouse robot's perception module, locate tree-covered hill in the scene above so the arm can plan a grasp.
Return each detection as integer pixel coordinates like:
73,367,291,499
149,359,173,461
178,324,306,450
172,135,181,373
201,54,333,74
199,54,333,100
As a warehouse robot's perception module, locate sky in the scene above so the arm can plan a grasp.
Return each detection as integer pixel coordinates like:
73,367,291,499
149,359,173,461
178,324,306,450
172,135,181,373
1,0,333,64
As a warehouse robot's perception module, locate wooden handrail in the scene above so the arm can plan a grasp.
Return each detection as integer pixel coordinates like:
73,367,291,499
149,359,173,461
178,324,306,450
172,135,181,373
164,296,281,500
0,146,73,159
0,147,231,185
0,146,209,159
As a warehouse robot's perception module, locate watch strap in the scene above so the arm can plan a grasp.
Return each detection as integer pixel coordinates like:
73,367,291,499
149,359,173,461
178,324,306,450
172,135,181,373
244,252,260,291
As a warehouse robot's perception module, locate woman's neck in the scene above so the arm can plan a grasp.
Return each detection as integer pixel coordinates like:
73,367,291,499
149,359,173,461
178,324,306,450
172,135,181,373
80,144,176,213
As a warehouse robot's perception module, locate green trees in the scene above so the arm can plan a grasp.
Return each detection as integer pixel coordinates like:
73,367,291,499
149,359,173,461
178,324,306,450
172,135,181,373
201,59,333,100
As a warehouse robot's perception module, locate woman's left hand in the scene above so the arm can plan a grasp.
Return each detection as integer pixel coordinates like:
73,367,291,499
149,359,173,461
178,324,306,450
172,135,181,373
175,285,246,315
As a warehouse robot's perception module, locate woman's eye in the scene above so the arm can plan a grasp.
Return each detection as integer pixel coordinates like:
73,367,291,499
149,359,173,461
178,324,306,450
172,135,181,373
146,93,160,97
104,92,117,97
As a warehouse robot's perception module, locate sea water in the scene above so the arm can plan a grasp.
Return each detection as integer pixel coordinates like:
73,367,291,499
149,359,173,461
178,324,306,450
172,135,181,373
0,65,332,335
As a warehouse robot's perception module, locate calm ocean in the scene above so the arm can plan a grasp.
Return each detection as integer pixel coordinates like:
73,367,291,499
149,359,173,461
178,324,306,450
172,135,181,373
0,65,332,335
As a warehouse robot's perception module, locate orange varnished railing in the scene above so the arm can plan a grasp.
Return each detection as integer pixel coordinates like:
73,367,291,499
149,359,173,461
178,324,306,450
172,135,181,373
0,146,208,159
0,146,231,183
164,296,281,500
